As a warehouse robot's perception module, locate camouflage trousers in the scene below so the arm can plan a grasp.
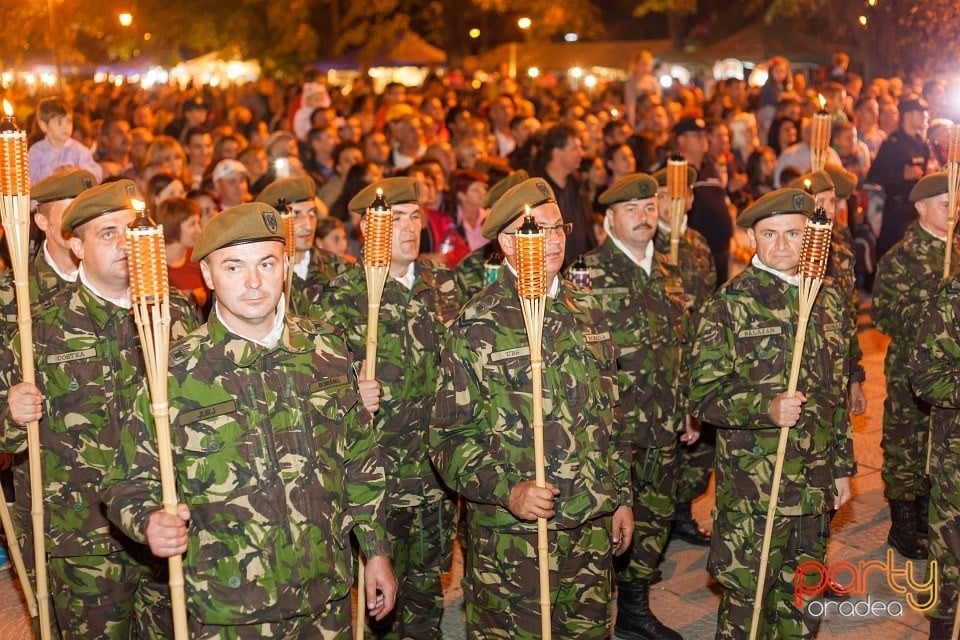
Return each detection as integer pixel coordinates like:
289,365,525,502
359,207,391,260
927,422,960,622
463,517,614,639
881,356,932,500
676,422,717,504
47,548,172,640
188,595,350,639
707,506,828,639
615,443,677,582
370,498,457,640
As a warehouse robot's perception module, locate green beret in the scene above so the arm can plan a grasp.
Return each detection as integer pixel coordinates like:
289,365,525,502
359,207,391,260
786,170,834,195
484,170,529,209
909,172,949,202
481,178,556,240
824,164,858,199
192,202,285,262
348,177,419,214
32,169,96,204
255,176,316,209
737,188,815,228
652,165,698,188
598,173,659,205
61,179,139,233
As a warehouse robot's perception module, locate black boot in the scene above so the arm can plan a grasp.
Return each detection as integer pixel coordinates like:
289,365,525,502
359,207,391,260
671,501,711,546
615,580,683,640
917,493,930,541
929,617,954,639
887,499,927,559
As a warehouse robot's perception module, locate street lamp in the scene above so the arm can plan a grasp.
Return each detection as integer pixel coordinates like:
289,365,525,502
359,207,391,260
517,17,532,31
119,12,133,27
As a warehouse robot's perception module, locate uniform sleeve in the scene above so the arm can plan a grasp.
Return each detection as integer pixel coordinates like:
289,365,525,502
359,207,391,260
686,296,776,429
0,323,35,455
910,285,960,408
101,380,164,544
430,326,523,509
872,252,908,338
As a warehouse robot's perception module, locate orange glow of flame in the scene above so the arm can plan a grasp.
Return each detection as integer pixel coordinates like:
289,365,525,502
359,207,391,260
131,198,145,212
2,99,12,117
817,94,826,110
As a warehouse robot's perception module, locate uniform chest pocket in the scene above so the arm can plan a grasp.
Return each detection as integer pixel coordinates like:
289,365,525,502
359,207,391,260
178,413,260,500
734,325,787,385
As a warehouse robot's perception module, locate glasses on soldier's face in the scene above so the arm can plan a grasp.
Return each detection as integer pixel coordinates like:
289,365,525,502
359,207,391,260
504,221,574,237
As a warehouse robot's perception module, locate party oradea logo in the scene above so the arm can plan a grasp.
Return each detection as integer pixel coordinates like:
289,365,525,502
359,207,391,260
794,549,938,618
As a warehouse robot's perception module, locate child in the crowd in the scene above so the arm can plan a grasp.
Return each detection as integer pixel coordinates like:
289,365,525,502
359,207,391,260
28,97,103,185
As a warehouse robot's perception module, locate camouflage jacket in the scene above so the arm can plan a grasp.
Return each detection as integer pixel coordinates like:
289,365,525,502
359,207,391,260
909,278,960,445
654,225,717,312
431,270,629,533
830,224,867,385
102,310,389,626
0,283,198,556
686,265,857,516
576,238,689,448
874,222,960,368
288,247,352,316
0,248,75,340
313,259,464,507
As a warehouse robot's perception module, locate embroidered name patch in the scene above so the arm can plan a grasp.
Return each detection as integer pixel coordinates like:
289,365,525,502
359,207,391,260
311,376,350,392
490,347,531,362
46,348,97,364
822,322,843,332
177,400,238,425
585,331,611,343
737,326,783,338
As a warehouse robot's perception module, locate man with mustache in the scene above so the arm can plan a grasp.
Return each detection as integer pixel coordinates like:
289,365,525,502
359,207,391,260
432,177,632,639
102,202,396,637
315,177,464,639
255,176,350,315
2,179,199,638
575,173,693,640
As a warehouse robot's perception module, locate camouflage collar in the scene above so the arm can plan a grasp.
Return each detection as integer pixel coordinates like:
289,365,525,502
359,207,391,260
207,310,314,366
76,283,131,329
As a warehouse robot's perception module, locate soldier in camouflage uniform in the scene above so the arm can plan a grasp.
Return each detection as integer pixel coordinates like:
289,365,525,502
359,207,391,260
432,178,633,639
908,272,960,640
0,169,93,608
653,165,717,548
687,189,856,639
256,176,351,315
454,171,526,300
2,180,200,639
875,172,960,561
574,173,691,640
314,177,463,639
102,202,397,639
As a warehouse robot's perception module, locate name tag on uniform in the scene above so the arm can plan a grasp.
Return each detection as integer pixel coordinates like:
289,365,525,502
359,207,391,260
591,286,629,295
311,376,350,392
584,331,611,343
664,285,685,296
46,348,97,364
737,326,783,339
823,322,843,332
491,347,530,362
177,400,237,425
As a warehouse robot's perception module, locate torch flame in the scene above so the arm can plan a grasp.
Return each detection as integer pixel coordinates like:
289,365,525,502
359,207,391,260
2,99,11,118
817,94,826,111
131,198,145,212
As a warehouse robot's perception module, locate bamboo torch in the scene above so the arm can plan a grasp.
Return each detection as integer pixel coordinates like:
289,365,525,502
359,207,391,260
810,95,831,173
355,187,393,640
515,209,552,640
944,126,960,280
126,200,189,639
666,156,688,265
749,207,832,640
0,98,51,640
278,198,296,312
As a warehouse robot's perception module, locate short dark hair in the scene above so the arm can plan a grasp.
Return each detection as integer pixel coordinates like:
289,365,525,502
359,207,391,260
37,97,70,123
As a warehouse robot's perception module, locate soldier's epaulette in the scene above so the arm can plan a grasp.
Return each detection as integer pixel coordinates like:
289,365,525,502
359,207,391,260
462,290,501,320
169,343,192,366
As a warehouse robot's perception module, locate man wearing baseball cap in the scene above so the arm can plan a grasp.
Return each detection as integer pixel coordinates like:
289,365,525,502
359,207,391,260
212,159,250,209
103,201,396,637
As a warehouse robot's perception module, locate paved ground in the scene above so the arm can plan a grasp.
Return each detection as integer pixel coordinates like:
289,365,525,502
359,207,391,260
0,301,934,639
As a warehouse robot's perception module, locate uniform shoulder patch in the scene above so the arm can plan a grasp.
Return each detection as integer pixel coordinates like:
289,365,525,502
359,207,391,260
169,344,191,365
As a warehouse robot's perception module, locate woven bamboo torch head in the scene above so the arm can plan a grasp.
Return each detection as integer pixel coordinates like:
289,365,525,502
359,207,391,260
364,188,393,268
516,209,547,300
126,198,169,303
798,207,832,280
